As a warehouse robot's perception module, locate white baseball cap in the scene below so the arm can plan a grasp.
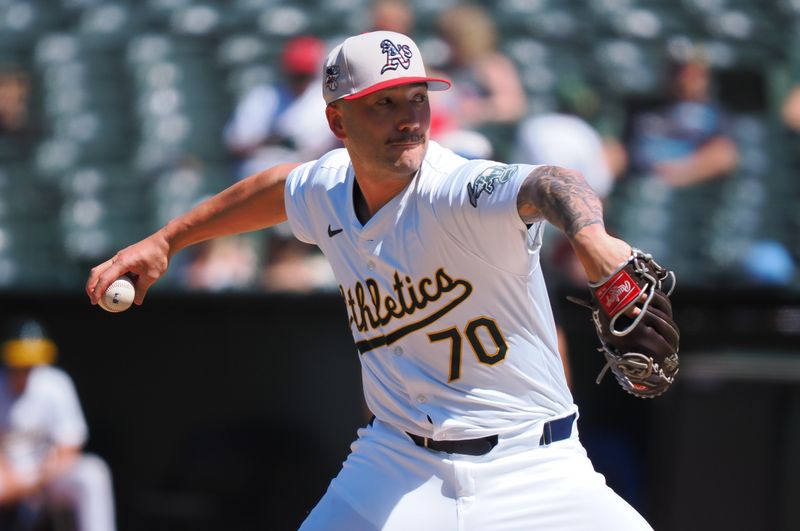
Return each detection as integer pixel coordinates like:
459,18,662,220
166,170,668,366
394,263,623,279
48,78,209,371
322,31,451,104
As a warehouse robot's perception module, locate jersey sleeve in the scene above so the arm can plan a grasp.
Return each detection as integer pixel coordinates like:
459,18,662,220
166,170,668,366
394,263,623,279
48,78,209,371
431,161,545,272
283,160,319,245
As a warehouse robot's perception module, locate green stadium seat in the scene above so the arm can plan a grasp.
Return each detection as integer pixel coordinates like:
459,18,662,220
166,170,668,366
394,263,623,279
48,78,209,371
127,33,176,64
78,2,146,45
169,4,227,36
0,0,796,290
255,5,312,38
0,216,70,286
0,1,65,49
148,161,232,228
298,0,367,36
591,39,668,97
216,34,272,68
224,63,278,100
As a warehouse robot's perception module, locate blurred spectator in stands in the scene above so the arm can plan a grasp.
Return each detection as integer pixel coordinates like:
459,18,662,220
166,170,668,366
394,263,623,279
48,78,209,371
154,159,262,292
369,0,414,34
0,317,116,531
179,220,335,293
221,36,338,293
737,239,797,286
781,85,800,132
181,233,260,292
626,51,739,187
431,4,527,159
512,86,625,202
0,64,36,159
223,35,338,181
259,223,336,293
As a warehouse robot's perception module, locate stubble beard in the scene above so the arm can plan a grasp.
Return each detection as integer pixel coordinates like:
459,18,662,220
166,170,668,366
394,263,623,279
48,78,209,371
389,139,427,177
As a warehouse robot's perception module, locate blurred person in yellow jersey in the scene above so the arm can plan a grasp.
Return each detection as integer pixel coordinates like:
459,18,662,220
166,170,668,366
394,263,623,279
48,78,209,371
0,317,116,531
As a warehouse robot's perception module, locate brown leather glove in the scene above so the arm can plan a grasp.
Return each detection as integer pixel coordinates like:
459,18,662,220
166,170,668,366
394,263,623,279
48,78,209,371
569,249,680,398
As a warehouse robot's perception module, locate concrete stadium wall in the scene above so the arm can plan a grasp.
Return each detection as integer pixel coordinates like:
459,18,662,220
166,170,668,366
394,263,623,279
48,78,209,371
0,291,364,531
0,288,798,530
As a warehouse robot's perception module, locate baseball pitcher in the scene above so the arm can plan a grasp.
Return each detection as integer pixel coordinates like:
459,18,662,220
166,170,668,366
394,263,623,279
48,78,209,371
87,31,679,530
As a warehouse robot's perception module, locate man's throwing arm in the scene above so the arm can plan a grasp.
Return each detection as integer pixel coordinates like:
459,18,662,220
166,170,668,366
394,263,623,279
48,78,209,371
86,162,300,306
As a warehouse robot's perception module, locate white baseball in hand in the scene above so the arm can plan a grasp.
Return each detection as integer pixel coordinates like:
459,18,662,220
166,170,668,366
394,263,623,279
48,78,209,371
98,275,136,313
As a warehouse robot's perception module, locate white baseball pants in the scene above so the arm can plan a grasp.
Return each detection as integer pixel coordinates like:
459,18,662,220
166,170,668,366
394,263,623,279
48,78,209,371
45,454,117,531
300,416,652,531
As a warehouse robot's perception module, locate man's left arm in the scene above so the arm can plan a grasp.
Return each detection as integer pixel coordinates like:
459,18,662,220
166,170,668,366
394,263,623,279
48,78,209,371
655,135,739,187
517,165,680,397
516,164,631,281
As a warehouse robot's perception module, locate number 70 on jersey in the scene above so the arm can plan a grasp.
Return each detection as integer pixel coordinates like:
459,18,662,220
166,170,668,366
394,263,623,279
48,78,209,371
428,317,508,382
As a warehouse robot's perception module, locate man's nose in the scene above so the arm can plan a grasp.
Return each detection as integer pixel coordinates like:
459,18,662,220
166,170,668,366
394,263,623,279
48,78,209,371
396,102,422,131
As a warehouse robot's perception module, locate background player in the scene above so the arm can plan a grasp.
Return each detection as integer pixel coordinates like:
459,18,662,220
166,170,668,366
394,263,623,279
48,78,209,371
0,316,117,531
86,31,670,529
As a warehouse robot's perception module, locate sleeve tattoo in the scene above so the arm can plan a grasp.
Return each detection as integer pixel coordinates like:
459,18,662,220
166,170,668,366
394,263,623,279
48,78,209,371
516,165,604,238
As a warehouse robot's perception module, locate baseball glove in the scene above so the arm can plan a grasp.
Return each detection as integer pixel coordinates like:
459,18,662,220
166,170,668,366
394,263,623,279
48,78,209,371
568,249,680,398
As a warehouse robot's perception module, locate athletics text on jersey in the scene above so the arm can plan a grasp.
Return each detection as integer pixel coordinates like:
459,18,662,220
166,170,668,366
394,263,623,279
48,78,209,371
284,141,573,440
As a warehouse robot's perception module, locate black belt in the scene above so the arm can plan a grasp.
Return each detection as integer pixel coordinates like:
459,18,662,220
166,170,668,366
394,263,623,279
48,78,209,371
407,413,577,456
407,432,498,456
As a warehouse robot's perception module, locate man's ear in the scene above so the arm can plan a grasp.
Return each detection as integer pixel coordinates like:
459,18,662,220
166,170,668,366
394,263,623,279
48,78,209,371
325,103,346,140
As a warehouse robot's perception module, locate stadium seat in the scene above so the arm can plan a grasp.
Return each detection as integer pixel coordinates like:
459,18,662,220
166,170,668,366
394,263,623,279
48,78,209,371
255,5,313,39
591,39,668,97
0,1,65,49
0,0,794,290
78,2,146,45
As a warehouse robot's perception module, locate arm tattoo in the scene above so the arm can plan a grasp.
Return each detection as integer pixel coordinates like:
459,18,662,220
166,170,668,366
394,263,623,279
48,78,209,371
517,165,604,238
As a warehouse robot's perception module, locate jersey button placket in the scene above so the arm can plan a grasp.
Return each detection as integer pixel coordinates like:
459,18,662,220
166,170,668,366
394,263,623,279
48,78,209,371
360,235,379,273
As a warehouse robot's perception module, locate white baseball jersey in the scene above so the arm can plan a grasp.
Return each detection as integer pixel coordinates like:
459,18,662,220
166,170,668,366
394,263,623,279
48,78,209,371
285,140,574,440
0,365,88,486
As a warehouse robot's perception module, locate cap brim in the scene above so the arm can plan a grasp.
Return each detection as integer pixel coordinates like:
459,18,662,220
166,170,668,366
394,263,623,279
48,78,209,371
343,76,451,101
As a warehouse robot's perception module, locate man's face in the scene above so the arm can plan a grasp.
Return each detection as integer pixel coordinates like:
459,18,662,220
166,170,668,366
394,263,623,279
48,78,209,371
0,72,30,127
674,62,710,102
329,83,431,178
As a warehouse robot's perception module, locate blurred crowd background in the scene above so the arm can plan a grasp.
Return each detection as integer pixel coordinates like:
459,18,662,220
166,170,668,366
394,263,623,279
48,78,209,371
0,0,798,294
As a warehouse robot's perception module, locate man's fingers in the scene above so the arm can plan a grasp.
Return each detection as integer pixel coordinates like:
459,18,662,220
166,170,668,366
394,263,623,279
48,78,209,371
88,265,155,307
93,266,129,304
625,290,652,318
87,235,170,307
132,274,155,306
86,259,115,304
87,257,136,305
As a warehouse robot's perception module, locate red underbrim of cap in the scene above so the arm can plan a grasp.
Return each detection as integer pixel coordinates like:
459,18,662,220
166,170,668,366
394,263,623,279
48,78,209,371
343,77,451,100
